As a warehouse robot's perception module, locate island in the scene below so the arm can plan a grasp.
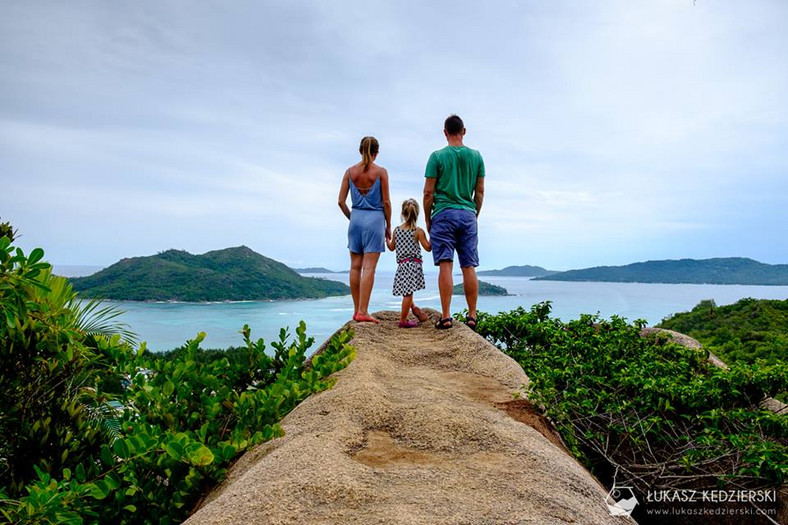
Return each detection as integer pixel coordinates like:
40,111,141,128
70,246,350,301
452,280,510,296
533,257,788,285
292,267,343,274
478,265,557,277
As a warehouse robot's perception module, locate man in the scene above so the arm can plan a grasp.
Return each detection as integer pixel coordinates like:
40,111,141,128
423,114,485,330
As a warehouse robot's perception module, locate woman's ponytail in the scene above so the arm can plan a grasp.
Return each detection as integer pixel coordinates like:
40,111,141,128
359,136,380,171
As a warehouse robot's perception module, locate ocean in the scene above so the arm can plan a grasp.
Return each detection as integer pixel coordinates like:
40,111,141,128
81,271,788,353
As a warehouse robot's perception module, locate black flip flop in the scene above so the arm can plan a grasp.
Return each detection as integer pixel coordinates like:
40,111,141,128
465,315,477,331
435,317,453,329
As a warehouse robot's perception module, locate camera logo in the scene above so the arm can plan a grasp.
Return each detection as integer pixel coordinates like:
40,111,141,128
605,485,638,517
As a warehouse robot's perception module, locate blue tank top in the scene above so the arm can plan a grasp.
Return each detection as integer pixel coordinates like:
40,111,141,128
350,176,383,211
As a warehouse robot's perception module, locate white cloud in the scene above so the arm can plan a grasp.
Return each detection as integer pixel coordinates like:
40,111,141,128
2,1,786,270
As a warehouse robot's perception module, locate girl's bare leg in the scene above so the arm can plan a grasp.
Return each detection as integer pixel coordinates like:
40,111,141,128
400,294,414,323
411,304,430,322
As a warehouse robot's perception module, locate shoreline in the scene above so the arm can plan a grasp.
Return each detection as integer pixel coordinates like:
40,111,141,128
95,294,352,306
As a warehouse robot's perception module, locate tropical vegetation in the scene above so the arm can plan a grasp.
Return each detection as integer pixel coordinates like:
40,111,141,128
0,219,16,242
659,298,788,368
468,303,787,521
0,236,355,524
69,246,350,301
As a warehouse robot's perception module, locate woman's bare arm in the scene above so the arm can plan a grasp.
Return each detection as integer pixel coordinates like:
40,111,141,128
338,170,351,220
380,168,392,240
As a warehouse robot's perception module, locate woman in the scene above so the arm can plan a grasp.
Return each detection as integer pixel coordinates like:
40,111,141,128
338,136,392,323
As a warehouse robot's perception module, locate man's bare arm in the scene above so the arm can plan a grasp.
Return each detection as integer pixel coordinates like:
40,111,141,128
474,177,485,218
423,177,436,232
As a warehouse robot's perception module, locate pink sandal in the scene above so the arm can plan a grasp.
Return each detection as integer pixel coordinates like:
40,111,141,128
398,320,419,328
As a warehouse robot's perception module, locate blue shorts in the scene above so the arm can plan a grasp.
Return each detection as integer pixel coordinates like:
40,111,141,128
430,208,479,267
348,209,385,254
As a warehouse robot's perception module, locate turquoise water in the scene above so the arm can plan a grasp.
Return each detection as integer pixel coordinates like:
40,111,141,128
106,272,788,352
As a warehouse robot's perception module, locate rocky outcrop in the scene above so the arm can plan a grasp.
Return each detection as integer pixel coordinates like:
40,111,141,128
186,310,632,524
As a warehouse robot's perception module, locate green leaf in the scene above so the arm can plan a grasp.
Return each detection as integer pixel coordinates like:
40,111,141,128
100,445,114,465
28,247,44,264
165,441,185,460
221,444,236,461
105,471,122,490
162,380,175,398
89,480,110,500
75,463,86,483
187,444,215,466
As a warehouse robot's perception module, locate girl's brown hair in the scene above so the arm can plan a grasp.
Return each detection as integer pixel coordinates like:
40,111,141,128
359,136,379,171
401,199,419,230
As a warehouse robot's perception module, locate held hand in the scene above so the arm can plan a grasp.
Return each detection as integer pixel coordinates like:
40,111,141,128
385,226,392,241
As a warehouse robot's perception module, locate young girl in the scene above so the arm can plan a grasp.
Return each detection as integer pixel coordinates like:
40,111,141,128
387,199,432,328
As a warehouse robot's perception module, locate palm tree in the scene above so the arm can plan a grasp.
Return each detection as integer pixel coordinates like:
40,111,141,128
0,240,136,493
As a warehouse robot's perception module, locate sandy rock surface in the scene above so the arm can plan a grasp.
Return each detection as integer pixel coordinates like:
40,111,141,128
187,310,632,525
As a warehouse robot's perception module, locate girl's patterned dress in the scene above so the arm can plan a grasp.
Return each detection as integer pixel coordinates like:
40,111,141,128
392,226,426,296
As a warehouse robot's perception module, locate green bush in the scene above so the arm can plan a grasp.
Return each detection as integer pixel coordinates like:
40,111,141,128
469,303,788,495
0,239,355,524
0,219,16,242
0,237,113,495
659,298,788,367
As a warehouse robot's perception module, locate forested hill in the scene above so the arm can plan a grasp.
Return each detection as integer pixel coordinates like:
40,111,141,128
658,298,788,366
478,265,557,277
70,246,350,301
533,257,788,285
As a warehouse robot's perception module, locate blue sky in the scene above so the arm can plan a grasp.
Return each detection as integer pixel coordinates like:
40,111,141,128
2,1,786,271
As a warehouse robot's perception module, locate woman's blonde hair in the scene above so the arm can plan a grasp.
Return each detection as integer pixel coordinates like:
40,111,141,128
359,136,379,171
401,199,419,229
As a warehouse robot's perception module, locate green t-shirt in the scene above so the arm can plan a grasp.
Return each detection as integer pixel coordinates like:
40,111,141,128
425,145,485,217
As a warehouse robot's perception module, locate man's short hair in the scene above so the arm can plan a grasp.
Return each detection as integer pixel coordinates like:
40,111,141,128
444,114,464,136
